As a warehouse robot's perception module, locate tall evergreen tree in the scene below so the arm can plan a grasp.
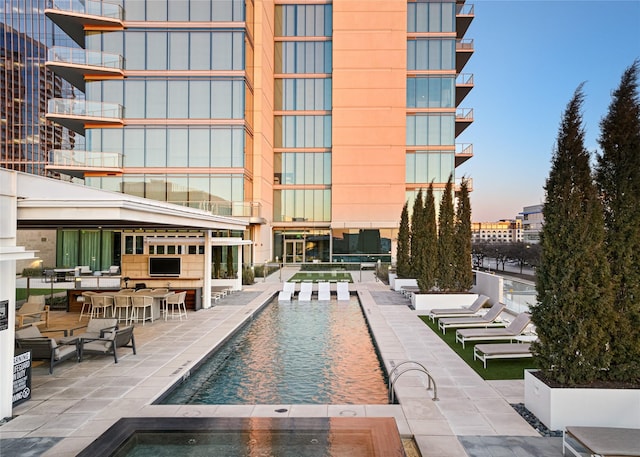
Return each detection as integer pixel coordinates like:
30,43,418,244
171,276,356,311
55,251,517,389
437,175,456,291
595,60,640,382
418,183,438,292
396,201,412,278
454,177,473,291
533,86,615,385
410,190,426,279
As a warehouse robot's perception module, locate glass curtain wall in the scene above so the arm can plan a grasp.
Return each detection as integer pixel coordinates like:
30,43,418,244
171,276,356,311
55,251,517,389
405,1,457,208
0,0,77,175
273,4,332,261
81,0,252,217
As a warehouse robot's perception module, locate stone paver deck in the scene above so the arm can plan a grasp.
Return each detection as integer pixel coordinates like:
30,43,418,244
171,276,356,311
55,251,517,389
1,273,561,456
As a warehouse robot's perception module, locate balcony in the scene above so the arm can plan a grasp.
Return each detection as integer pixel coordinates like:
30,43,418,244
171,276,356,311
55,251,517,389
46,47,124,91
455,143,473,167
455,108,473,136
456,3,474,38
45,150,123,179
456,39,474,73
455,177,473,193
169,201,267,225
46,99,124,135
456,73,474,106
45,0,124,47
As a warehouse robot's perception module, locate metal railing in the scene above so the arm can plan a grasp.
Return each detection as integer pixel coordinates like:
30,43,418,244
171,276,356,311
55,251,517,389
456,73,474,85
456,108,474,120
50,0,124,20
456,39,474,51
388,361,438,403
503,278,537,314
49,150,123,168
48,99,123,119
167,200,263,219
456,3,474,16
48,47,124,70
456,143,473,156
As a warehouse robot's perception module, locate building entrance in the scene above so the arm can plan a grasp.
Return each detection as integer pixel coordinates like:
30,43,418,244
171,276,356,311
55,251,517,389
284,240,305,263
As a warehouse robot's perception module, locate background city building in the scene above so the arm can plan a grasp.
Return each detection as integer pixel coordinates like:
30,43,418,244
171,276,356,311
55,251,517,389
2,0,475,266
471,219,522,244
520,204,543,244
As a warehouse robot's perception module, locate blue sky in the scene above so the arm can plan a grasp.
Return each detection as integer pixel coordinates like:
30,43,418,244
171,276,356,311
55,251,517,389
457,0,640,221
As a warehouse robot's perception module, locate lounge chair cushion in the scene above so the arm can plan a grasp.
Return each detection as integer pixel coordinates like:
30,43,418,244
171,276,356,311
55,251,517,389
565,426,640,456
15,325,42,339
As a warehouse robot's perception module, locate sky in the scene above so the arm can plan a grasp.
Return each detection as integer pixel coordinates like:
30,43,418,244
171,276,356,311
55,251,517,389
456,0,640,221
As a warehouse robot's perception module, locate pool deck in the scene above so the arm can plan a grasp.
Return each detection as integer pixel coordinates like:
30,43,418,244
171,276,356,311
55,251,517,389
1,272,562,457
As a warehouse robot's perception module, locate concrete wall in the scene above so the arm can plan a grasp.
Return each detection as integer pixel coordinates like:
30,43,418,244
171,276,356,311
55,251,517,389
472,270,504,306
15,229,56,273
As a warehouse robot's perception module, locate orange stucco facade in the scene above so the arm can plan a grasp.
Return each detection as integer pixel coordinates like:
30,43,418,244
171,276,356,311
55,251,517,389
331,0,408,228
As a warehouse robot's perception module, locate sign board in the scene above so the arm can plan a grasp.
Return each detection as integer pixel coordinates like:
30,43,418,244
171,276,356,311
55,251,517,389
13,349,32,406
0,300,8,331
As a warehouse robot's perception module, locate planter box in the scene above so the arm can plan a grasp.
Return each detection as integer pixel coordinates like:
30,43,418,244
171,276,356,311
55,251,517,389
412,293,477,311
212,278,241,291
393,278,417,292
388,273,397,289
524,370,640,431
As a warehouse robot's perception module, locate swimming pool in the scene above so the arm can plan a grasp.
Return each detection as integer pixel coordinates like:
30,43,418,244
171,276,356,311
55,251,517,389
160,296,389,405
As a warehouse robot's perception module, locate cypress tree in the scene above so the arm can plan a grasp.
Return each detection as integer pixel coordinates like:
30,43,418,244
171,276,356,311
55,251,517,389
418,183,438,292
454,177,473,291
410,190,426,279
595,60,640,382
533,86,615,385
396,201,412,278
437,175,456,291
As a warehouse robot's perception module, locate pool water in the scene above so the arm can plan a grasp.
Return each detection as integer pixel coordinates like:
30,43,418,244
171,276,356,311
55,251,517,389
161,297,389,405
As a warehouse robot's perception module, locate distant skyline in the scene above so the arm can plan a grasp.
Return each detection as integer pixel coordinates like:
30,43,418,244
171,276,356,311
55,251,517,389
458,0,640,221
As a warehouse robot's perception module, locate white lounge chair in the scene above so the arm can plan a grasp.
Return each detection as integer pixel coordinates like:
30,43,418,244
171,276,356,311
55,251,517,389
298,281,313,301
278,282,295,302
337,281,350,301
455,312,532,348
318,282,331,301
563,426,640,457
473,342,533,368
427,295,490,322
437,302,506,334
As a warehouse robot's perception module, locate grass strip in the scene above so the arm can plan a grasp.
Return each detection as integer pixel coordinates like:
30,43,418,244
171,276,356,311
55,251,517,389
289,272,353,283
419,315,536,380
16,288,66,301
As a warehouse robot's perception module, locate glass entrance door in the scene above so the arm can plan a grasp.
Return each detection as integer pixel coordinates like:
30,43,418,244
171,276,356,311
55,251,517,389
284,240,305,263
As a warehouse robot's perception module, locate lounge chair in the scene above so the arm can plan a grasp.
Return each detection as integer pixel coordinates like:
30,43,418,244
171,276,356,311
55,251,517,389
66,318,119,341
16,295,50,328
318,282,331,301
15,325,79,374
79,325,136,363
278,282,295,302
473,342,533,368
298,282,313,301
337,281,350,301
563,426,640,457
455,312,532,348
437,302,506,334
427,295,490,322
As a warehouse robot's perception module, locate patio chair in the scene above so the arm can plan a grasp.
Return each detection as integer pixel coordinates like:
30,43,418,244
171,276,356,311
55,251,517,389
455,312,532,348
16,296,49,328
298,282,313,301
79,325,136,363
67,317,119,340
278,282,295,302
165,291,187,320
90,294,114,318
76,265,92,276
15,325,79,374
318,281,331,301
130,295,153,325
437,302,506,334
427,295,490,322
78,291,97,322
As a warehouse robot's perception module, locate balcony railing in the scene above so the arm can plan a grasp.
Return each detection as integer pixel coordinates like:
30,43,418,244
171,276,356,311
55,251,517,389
49,150,123,168
48,47,123,70
456,108,473,121
456,39,474,51
168,200,264,221
456,143,473,156
503,278,537,314
456,73,474,85
49,0,124,20
48,99,123,119
456,3,475,16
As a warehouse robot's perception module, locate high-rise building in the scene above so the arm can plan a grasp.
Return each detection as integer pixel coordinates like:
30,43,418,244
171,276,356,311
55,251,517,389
3,0,474,265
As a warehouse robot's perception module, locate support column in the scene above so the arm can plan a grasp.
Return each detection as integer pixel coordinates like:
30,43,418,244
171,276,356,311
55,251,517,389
203,231,212,308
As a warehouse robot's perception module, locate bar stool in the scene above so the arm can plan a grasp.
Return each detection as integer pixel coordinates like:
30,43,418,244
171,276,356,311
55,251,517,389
165,291,187,321
78,291,97,322
90,294,114,318
113,294,132,322
130,295,153,325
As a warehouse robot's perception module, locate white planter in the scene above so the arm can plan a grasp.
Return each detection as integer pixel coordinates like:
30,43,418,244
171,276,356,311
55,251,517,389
412,293,477,311
393,278,417,292
524,370,640,431
388,273,397,289
212,278,241,291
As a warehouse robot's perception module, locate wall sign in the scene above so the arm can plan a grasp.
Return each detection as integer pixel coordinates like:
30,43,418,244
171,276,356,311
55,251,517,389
13,349,32,406
0,300,8,331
